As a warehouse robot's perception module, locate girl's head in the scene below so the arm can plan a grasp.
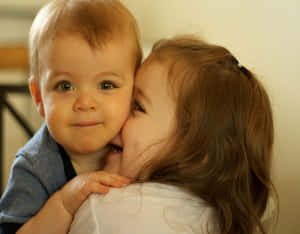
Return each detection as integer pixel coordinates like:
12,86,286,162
114,36,275,234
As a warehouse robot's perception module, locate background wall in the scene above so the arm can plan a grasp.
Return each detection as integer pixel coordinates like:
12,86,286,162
0,0,299,233
0,1,43,195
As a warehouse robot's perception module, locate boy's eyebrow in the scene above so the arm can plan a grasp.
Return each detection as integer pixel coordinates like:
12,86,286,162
135,88,152,107
49,71,122,79
97,71,122,79
49,71,71,78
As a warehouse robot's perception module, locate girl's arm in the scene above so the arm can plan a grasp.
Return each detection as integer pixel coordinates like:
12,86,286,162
17,171,130,234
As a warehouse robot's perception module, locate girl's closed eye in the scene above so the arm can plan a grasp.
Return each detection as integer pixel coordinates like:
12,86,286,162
132,100,146,113
99,80,118,90
55,80,75,92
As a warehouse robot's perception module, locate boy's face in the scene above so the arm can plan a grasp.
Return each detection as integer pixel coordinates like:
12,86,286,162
31,34,135,156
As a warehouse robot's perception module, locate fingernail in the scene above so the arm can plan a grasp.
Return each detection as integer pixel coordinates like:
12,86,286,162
103,187,109,193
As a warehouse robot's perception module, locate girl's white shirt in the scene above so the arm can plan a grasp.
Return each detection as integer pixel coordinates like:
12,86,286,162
69,183,219,234
69,183,276,234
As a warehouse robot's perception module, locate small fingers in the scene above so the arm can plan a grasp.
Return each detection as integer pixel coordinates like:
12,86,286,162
88,181,110,195
92,171,131,188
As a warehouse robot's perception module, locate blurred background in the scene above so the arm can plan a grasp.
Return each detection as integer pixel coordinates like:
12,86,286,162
0,0,299,233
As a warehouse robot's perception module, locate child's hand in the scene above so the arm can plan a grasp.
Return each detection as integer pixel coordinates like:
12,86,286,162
57,171,130,216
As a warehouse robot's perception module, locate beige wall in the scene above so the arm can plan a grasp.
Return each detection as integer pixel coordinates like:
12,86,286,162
1,0,300,233
0,0,44,189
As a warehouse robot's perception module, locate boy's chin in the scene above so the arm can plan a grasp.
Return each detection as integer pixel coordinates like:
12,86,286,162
68,144,109,156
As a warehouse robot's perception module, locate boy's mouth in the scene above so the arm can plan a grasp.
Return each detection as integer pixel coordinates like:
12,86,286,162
72,121,102,127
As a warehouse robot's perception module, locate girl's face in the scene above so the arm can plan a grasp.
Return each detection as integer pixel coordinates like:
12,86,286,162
112,60,176,179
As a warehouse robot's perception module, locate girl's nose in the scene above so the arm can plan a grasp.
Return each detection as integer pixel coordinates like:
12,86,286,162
73,92,99,112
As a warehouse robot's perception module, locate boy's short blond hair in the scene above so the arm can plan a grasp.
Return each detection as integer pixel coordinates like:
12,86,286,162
29,0,142,81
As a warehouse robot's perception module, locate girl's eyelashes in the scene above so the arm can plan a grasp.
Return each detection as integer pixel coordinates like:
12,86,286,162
132,100,145,113
55,80,75,92
99,80,118,90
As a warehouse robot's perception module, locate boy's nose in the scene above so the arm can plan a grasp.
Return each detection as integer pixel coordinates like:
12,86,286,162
73,93,99,112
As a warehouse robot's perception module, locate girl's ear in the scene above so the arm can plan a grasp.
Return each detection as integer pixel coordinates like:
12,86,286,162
29,80,45,117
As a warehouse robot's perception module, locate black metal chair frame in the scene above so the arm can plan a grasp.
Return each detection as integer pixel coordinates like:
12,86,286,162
0,84,34,193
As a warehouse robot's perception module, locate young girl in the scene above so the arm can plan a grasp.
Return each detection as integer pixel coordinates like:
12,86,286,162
69,36,277,234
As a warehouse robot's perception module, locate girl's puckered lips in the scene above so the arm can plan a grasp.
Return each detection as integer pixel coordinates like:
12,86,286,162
109,135,123,152
109,143,123,153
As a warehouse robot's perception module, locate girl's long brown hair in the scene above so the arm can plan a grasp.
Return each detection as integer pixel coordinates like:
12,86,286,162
138,36,277,234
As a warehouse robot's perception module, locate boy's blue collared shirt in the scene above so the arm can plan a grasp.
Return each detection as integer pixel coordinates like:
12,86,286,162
0,123,69,225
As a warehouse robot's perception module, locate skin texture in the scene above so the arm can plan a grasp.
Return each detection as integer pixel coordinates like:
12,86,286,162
18,33,135,234
107,60,176,179
30,33,135,173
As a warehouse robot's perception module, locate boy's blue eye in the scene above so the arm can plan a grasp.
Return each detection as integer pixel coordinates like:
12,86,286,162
56,81,74,91
99,81,117,90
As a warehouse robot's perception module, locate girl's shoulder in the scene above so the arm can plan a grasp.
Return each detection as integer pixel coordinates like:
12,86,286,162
73,183,219,234
93,182,205,205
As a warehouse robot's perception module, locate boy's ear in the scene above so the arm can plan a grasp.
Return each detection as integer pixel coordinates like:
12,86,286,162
29,80,45,117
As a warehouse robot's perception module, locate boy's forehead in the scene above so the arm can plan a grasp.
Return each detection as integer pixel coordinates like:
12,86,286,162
30,0,142,80
41,34,136,73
